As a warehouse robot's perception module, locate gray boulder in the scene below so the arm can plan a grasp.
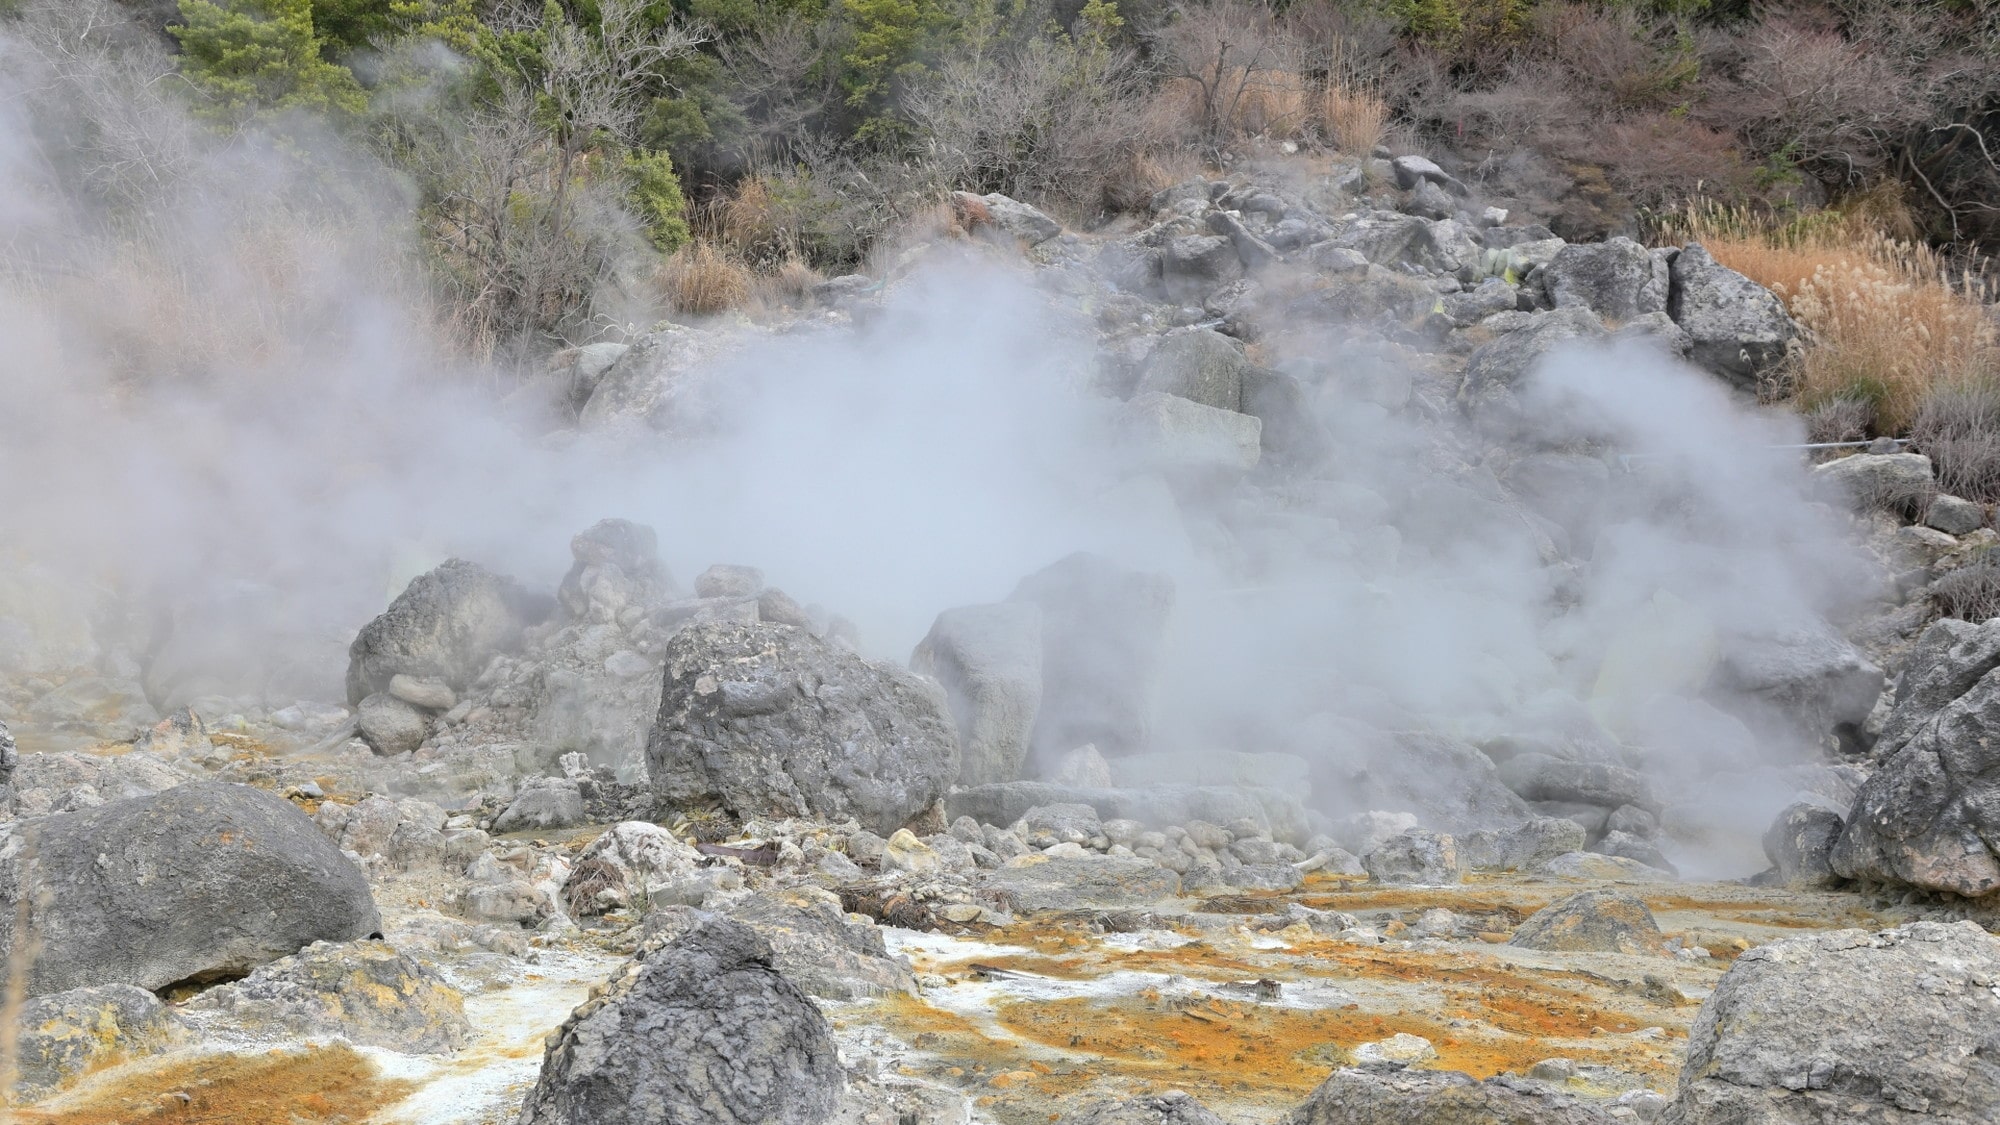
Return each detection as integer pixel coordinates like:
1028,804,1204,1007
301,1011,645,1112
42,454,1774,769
1832,661,2000,895
1511,890,1663,955
1667,242,1799,387
647,621,959,836
694,563,764,599
356,691,431,756
1875,617,2000,757
1542,237,1668,320
14,984,183,1099
492,776,587,834
1073,1092,1227,1124
1206,209,1280,269
962,191,1062,246
1389,154,1467,195
1460,307,1608,437
1461,816,1587,872
1763,802,1845,888
1665,921,2000,1124
0,782,381,996
1124,392,1263,478
727,887,916,1001
1322,730,1534,835
1497,753,1658,812
1363,830,1461,885
1712,624,1885,741
1285,1067,1617,1124
910,603,1042,786
0,717,15,789
346,558,545,705
1814,452,1936,516
180,939,471,1053
985,852,1180,911
558,518,676,624
948,781,1301,844
1161,235,1243,304
1137,329,1247,412
1927,494,1986,535
1009,553,1174,759
518,916,841,1125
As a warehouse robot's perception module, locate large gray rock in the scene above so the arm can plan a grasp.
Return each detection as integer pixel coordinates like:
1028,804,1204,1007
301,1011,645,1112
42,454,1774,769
0,782,381,996
1832,662,2000,896
1285,1066,1618,1124
0,718,15,789
557,518,676,624
726,887,916,1001
1510,890,1663,954
1460,307,1607,437
1875,618,2000,757
180,939,471,1054
1814,452,1937,516
1124,392,1263,478
910,603,1042,786
1009,553,1174,760
985,852,1180,911
356,691,431,756
1322,730,1534,834
1363,830,1461,885
1763,802,1844,888
1665,921,2000,1124
1711,623,1884,740
1461,816,1587,872
14,984,183,1099
647,621,959,835
1667,242,1800,387
1542,237,1668,320
1160,235,1243,304
962,191,1061,246
518,916,840,1125
1072,1092,1228,1124
948,781,1303,844
346,559,545,705
1497,753,1659,812
1137,329,1246,412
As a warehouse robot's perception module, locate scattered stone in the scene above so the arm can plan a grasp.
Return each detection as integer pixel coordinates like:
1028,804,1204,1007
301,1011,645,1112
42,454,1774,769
1071,1091,1229,1125
517,917,841,1125
1353,1032,1437,1066
881,828,942,875
1667,921,2000,1124
0,782,381,996
134,706,214,760
1362,831,1461,885
910,603,1042,786
647,621,959,836
1284,1067,1618,1124
986,853,1180,911
1510,890,1663,955
181,939,471,1053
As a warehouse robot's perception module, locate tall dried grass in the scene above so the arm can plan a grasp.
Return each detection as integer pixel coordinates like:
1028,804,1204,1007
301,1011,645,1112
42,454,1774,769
1660,199,1997,435
655,241,753,316
1157,64,1389,155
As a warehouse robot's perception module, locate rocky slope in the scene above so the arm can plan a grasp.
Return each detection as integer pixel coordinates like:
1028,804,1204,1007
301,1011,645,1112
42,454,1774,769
2,146,1999,1124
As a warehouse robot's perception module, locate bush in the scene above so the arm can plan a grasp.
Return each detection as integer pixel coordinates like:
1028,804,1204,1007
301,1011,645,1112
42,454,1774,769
171,0,367,122
1932,551,2000,622
1913,382,2000,504
626,149,694,252
657,240,753,315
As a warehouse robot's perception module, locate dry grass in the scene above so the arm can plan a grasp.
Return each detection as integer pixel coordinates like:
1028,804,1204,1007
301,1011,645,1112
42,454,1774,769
1157,65,1389,155
1659,198,1997,435
655,241,754,316
1321,81,1388,156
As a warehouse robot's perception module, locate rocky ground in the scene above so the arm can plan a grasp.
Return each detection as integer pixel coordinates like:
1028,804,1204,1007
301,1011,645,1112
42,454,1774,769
4,145,2000,1124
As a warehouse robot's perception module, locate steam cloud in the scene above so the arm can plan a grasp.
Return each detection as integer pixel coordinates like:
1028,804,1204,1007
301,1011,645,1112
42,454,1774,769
0,3,1878,876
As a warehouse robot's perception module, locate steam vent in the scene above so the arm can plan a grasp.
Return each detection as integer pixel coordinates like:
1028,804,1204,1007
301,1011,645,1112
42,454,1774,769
6,1,2000,1121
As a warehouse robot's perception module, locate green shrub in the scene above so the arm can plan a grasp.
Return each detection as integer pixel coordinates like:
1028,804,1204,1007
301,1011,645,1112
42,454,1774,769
626,148,694,251
172,0,368,121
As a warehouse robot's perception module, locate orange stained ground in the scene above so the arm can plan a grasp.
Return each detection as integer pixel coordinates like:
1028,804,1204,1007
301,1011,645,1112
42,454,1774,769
15,1045,413,1125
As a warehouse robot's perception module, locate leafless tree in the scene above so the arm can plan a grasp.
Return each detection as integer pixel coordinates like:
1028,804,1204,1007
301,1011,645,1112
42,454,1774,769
1149,0,1302,154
